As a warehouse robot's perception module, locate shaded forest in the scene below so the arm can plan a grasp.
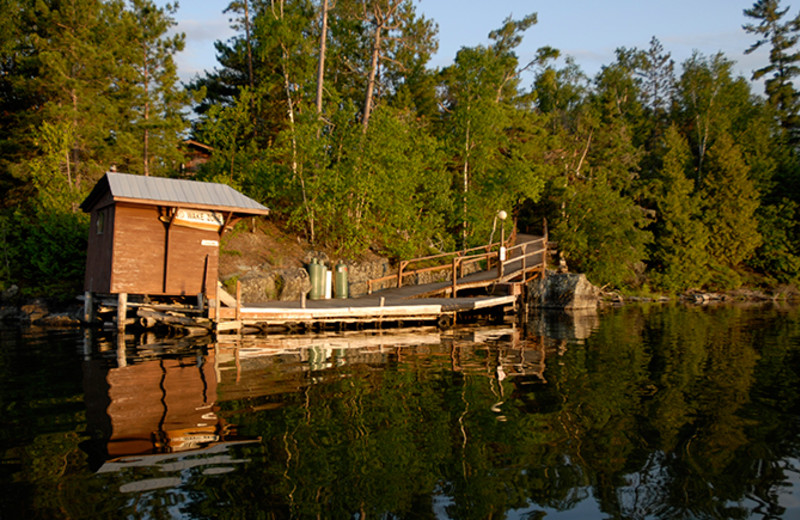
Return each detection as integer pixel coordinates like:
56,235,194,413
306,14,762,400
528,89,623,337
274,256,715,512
2,0,799,298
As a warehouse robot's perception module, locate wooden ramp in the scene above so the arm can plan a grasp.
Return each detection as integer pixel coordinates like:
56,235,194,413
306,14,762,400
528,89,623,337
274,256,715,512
364,233,547,298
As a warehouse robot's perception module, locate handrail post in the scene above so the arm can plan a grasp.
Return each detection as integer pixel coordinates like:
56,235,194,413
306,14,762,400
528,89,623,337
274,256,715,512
522,243,527,274
452,256,458,298
542,237,548,279
497,248,505,279
543,217,549,243
397,261,406,288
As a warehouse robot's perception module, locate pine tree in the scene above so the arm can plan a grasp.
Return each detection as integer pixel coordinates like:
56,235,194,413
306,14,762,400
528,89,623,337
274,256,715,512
650,125,710,291
30,0,126,192
117,0,191,177
702,133,762,286
743,0,800,138
589,51,644,194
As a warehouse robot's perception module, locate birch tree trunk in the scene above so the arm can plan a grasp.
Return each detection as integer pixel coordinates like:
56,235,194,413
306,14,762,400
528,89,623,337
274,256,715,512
362,26,382,131
360,0,402,131
316,0,329,115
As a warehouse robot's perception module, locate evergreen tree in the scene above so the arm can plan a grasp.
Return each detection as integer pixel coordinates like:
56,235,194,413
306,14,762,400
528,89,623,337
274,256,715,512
649,125,710,291
743,0,800,138
29,0,127,192
0,0,40,203
702,133,762,286
589,50,644,194
749,199,800,283
116,0,191,176
634,36,676,174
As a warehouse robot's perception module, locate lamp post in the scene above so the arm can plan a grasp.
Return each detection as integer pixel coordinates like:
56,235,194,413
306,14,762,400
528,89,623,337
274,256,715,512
497,210,507,277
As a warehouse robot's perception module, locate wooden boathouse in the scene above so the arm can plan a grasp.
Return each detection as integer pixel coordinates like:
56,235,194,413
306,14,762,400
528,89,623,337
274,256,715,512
80,172,270,325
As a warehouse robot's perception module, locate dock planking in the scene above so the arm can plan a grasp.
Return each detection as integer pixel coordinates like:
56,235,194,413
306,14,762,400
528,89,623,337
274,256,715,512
215,295,518,324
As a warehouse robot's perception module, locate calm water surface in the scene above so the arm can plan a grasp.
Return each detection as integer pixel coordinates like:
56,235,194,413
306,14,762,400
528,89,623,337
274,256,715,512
1,304,799,519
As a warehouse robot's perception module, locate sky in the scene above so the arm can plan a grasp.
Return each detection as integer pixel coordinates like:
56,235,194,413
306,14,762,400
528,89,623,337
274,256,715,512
163,0,772,90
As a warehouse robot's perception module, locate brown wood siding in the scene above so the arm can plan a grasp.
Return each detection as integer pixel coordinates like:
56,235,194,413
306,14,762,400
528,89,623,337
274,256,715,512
108,203,219,298
110,204,168,294
84,204,115,293
164,223,219,298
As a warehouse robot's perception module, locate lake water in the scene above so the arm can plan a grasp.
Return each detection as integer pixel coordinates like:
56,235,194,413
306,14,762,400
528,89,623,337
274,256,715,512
1,303,799,519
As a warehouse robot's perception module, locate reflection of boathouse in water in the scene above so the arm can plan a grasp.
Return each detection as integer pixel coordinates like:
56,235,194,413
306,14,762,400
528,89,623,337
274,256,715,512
82,347,242,470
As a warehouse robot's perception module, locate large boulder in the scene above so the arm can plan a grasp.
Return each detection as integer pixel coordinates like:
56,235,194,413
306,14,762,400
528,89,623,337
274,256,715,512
528,273,601,310
276,267,312,301
238,271,279,303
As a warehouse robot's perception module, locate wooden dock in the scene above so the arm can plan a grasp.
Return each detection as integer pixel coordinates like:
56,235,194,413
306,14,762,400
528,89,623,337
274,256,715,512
210,233,548,333
214,294,518,331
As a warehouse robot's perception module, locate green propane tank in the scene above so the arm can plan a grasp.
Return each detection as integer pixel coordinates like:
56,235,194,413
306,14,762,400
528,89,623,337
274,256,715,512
308,259,325,300
334,263,348,299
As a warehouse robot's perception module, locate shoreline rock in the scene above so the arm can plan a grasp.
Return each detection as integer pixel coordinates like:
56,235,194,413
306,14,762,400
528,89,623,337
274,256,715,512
527,273,602,310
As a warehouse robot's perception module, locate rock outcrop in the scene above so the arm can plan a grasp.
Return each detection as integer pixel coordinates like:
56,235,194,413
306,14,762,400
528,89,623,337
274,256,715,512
527,272,601,310
277,268,312,301
235,267,312,303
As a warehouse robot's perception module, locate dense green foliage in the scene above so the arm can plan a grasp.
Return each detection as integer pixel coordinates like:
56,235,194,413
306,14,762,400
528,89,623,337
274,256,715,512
0,0,192,298
2,0,800,296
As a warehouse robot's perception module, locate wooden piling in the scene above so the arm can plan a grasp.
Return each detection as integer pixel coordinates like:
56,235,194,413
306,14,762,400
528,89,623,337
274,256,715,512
235,280,242,321
116,333,127,368
116,293,128,333
83,291,95,324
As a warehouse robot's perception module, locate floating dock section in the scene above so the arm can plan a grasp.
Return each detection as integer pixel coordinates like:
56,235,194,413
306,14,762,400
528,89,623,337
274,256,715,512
212,295,519,332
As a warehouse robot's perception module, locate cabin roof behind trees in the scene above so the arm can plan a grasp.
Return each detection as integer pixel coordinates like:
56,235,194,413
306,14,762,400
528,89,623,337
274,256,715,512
80,172,270,215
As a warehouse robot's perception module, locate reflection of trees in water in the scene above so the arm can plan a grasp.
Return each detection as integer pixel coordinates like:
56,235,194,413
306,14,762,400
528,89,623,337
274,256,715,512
555,305,798,520
199,306,800,519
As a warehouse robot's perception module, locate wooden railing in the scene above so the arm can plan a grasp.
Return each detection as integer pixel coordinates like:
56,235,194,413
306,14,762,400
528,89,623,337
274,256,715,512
497,237,548,283
367,232,549,297
366,241,503,294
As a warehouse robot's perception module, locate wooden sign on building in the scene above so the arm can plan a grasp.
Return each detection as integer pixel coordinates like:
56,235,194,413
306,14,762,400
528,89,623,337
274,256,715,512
80,172,269,304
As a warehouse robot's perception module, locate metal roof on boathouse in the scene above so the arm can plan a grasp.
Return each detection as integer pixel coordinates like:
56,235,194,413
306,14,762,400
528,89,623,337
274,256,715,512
80,172,270,214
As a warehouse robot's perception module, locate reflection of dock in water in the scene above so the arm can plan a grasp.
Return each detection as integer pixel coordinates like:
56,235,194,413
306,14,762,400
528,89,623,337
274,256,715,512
211,326,549,402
